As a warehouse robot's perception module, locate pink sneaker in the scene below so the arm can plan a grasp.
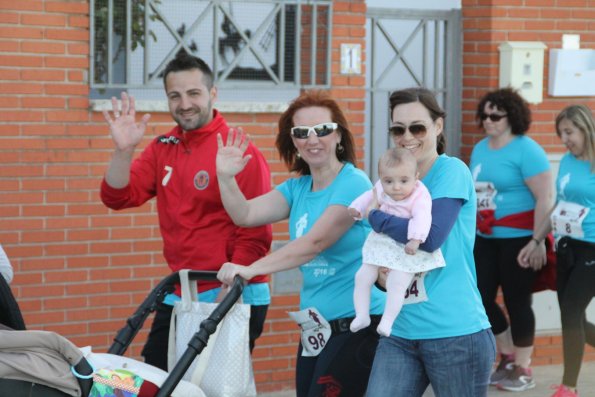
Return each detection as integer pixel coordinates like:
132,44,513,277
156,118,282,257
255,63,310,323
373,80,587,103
550,384,579,397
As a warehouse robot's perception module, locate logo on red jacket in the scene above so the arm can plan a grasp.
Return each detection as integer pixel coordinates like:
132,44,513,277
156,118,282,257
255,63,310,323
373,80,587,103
194,170,209,190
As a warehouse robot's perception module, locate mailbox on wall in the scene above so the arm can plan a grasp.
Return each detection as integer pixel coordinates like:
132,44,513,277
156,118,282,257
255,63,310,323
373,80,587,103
498,42,547,104
548,49,595,97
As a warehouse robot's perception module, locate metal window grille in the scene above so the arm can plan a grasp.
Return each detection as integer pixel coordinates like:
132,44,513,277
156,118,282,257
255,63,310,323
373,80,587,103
90,0,332,95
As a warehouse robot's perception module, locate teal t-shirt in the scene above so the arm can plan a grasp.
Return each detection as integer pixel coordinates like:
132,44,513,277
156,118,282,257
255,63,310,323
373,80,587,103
392,155,491,339
555,153,595,243
276,163,385,321
163,282,270,306
470,136,550,238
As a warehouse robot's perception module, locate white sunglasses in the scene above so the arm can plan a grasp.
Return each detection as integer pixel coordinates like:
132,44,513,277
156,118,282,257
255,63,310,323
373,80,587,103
290,123,338,139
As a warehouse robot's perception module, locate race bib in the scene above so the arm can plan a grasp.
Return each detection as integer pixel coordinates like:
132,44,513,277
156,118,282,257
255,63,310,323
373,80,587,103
403,272,428,305
551,200,590,238
475,181,497,211
288,307,332,357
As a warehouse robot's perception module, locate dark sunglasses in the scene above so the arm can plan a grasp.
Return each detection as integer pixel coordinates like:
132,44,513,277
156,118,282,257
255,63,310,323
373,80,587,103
479,113,507,122
389,124,428,137
291,122,338,139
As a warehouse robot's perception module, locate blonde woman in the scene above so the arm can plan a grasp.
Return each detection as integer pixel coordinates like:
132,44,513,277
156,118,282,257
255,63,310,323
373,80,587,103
518,105,595,397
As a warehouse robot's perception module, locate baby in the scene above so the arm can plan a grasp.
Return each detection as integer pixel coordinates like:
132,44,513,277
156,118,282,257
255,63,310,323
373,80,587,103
349,148,445,337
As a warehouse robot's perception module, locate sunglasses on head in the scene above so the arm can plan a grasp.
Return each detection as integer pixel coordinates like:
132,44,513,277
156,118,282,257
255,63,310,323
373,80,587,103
291,122,338,139
389,124,428,137
480,113,507,122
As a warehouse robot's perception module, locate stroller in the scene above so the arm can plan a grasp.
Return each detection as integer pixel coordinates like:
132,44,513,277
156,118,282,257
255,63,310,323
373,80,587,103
0,271,244,397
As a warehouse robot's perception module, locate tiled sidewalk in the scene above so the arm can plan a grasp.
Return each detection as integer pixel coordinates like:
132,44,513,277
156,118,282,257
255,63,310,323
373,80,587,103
258,361,595,396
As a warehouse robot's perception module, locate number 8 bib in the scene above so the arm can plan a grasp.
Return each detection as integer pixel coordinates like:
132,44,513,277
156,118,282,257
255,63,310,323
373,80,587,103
288,307,332,357
551,200,590,238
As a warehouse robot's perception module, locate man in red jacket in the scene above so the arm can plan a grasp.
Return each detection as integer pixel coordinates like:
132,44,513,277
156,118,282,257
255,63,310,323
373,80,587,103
100,52,272,370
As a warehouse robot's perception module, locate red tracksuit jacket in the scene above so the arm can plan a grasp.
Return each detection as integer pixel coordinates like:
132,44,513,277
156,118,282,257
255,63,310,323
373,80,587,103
100,110,272,291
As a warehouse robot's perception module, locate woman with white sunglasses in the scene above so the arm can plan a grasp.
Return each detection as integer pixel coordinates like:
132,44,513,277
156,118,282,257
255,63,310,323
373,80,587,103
216,90,385,397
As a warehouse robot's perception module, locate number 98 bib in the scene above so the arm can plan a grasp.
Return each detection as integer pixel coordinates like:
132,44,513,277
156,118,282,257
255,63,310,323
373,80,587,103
288,307,332,357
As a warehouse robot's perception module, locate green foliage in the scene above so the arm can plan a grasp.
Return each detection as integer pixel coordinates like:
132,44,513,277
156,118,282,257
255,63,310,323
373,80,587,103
93,0,161,84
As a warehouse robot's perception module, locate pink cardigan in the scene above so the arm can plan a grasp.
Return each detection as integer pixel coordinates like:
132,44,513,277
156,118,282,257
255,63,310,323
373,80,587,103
349,180,432,242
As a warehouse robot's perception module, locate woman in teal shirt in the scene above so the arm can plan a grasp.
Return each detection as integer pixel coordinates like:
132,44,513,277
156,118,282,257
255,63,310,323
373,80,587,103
470,88,552,392
365,87,494,397
519,105,595,397
216,91,384,397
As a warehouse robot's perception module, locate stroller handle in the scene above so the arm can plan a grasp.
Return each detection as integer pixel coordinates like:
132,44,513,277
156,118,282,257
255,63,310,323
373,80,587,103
156,274,244,397
108,270,222,356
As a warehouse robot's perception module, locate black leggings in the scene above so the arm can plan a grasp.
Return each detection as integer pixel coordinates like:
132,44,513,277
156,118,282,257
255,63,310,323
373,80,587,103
556,237,595,387
142,301,268,370
474,236,536,347
295,318,379,397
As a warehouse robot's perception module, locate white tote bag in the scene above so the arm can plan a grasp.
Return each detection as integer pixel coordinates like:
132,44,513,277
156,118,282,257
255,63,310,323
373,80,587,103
168,270,257,397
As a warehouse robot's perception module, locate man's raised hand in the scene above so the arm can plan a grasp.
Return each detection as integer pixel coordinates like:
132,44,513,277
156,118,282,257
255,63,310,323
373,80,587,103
102,92,151,153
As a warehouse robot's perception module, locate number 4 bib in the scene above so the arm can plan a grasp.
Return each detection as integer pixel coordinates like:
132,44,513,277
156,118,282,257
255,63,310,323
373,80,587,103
403,272,428,305
288,307,332,357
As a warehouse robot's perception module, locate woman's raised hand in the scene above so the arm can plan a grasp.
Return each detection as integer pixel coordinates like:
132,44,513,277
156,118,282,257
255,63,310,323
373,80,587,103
216,128,252,178
102,92,150,153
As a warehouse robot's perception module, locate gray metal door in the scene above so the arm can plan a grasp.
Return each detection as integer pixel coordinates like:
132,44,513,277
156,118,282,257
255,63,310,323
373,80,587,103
365,8,462,179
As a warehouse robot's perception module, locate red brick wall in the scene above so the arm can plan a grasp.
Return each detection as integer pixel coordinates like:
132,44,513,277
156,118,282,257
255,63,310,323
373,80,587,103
461,0,595,365
461,0,595,161
0,0,366,393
